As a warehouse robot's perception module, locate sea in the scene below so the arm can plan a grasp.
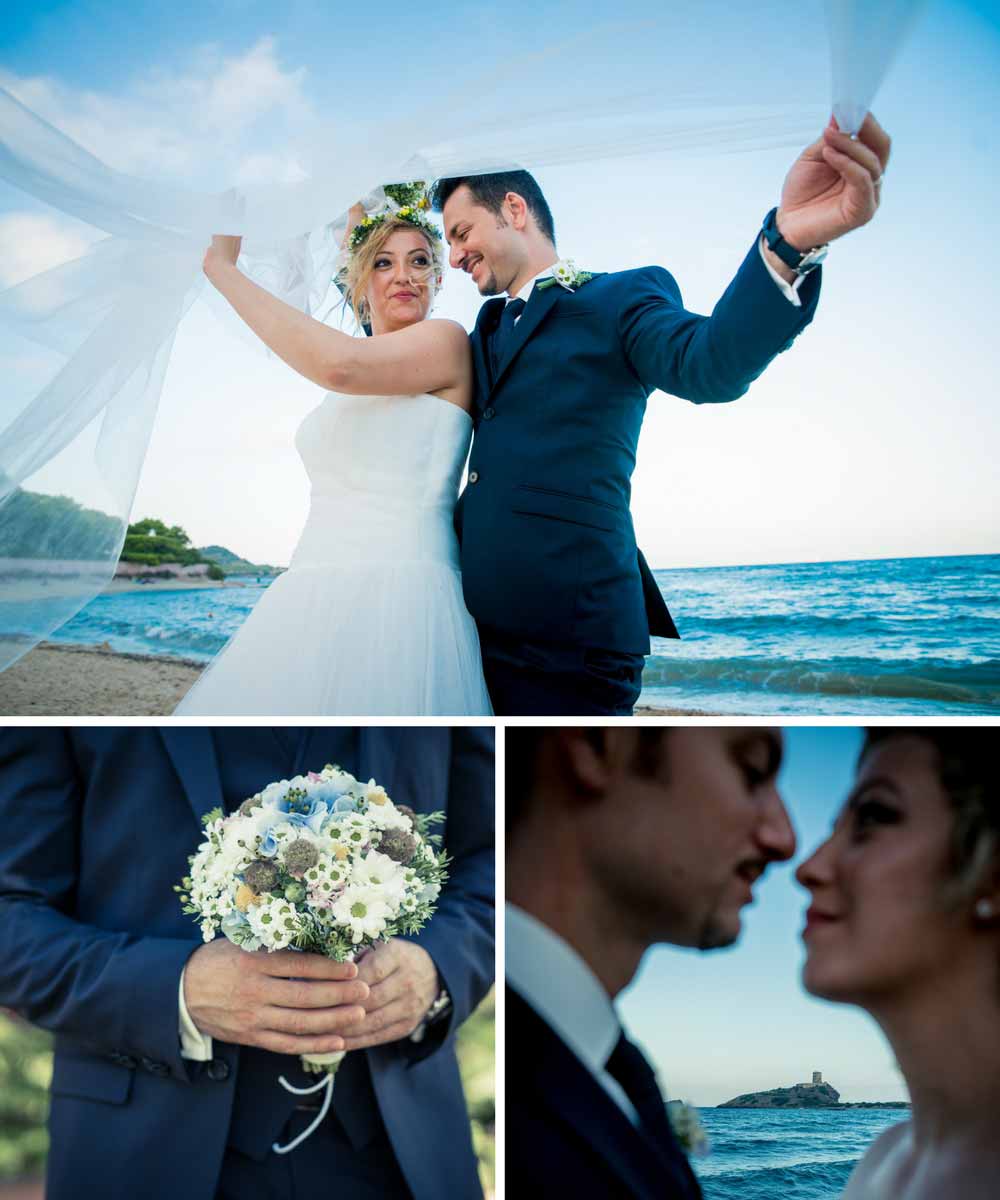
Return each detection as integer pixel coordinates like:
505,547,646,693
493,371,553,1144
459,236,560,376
692,1108,910,1200
47,552,1000,716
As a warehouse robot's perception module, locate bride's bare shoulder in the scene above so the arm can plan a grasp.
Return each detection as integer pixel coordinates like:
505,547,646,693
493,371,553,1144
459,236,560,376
843,1121,912,1199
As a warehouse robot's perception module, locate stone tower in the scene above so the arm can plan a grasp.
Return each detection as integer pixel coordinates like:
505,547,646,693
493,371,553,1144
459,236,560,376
812,1071,823,1085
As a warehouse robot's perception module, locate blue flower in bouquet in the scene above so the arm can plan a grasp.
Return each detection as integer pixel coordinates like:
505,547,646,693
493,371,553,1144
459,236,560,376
275,793,330,835
333,794,361,814
221,910,249,935
311,779,351,806
259,828,280,857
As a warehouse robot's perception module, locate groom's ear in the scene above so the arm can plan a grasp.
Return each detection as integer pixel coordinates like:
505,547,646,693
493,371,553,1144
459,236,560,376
504,191,530,232
556,728,634,796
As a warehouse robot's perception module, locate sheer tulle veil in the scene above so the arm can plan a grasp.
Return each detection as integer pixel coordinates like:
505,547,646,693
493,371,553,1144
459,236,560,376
0,0,921,669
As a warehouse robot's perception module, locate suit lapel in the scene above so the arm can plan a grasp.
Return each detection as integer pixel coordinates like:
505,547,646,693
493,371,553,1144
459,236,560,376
160,729,224,826
509,988,696,1200
357,727,400,796
491,282,563,396
471,298,504,410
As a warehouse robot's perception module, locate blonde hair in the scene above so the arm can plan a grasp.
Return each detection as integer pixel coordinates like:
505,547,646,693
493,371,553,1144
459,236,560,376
340,218,444,329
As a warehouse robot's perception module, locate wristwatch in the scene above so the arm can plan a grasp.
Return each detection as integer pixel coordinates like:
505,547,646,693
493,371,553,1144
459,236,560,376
761,207,827,276
410,986,453,1043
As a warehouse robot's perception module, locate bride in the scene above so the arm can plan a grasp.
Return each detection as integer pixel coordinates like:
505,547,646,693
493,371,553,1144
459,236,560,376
175,187,492,715
796,729,998,1199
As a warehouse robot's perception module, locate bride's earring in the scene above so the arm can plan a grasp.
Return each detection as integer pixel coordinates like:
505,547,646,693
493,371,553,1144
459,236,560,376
975,897,996,921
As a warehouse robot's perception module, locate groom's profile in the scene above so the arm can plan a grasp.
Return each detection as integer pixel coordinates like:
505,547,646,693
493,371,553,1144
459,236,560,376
505,726,793,1199
0,727,494,1200
432,114,889,716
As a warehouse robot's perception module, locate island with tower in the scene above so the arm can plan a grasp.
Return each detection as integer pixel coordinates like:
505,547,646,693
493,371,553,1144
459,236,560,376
718,1071,909,1109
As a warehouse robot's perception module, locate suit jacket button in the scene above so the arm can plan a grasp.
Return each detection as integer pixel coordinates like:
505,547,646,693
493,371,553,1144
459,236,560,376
141,1056,169,1076
483,407,495,420
206,1058,230,1082
468,471,480,484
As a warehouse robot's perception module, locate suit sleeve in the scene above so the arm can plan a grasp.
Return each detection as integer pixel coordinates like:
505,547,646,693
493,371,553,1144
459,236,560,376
0,729,201,1082
400,727,495,1059
618,237,820,404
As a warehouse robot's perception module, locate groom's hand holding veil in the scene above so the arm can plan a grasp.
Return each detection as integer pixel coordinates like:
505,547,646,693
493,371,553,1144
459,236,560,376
768,112,891,280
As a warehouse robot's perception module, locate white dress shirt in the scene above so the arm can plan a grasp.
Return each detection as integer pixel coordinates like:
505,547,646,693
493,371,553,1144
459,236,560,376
506,902,640,1126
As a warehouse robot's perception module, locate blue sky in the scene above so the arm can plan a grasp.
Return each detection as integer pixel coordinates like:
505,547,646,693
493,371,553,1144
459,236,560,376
619,728,910,1107
1,2,998,567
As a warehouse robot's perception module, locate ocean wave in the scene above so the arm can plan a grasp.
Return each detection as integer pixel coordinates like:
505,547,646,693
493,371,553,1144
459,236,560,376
642,656,1000,706
700,1156,856,1200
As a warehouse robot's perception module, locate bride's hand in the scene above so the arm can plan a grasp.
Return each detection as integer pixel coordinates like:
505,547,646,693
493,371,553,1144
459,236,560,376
342,202,367,249
775,112,891,251
203,234,243,276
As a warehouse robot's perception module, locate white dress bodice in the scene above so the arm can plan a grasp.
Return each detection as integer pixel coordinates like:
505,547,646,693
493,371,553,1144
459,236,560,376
290,391,471,570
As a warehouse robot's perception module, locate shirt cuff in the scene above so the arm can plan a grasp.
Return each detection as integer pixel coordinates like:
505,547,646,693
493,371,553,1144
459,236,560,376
178,964,214,1061
758,235,805,308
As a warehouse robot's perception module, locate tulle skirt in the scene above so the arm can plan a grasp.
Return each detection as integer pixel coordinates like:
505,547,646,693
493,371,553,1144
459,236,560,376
174,562,492,716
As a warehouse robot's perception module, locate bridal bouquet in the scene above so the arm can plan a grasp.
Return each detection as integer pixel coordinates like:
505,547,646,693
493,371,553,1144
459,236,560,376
176,764,447,1151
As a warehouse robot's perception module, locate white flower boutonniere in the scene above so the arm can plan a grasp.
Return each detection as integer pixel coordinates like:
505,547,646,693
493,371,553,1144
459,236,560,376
537,257,594,292
666,1099,710,1157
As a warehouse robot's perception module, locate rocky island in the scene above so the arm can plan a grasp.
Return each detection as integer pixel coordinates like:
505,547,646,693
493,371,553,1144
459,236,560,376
719,1072,909,1110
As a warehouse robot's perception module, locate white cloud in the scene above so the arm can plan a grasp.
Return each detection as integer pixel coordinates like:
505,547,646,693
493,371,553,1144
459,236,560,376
0,212,98,288
0,36,317,184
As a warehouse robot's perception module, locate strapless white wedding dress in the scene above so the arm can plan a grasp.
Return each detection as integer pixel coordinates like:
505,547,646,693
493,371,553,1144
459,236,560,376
175,392,492,716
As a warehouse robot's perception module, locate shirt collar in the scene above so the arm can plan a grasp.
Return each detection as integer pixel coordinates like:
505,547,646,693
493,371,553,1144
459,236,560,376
506,902,621,1074
507,262,559,306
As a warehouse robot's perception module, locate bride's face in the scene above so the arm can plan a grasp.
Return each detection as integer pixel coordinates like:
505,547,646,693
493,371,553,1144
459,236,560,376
366,229,436,333
796,736,973,1007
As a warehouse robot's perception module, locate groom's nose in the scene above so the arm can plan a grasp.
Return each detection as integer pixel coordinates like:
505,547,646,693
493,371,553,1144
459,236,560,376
756,787,797,863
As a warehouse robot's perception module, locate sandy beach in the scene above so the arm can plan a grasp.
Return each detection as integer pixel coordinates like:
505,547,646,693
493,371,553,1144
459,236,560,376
0,643,204,716
102,576,251,594
0,641,705,717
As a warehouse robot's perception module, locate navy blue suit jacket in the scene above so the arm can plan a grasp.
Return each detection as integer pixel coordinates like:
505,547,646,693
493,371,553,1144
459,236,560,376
507,987,703,1199
0,728,494,1200
460,239,819,655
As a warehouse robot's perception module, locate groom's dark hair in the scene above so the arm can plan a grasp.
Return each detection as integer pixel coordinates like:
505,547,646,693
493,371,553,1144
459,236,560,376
430,170,556,245
507,729,669,832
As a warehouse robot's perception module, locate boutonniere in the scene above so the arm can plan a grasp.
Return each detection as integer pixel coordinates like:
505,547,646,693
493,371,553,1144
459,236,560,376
667,1100,710,1157
536,258,594,292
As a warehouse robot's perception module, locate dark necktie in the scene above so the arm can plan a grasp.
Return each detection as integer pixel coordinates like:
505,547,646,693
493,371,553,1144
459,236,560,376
606,1033,676,1145
491,296,526,373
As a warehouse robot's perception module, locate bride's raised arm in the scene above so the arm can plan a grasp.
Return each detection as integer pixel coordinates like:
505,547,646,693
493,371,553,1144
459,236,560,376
202,226,471,404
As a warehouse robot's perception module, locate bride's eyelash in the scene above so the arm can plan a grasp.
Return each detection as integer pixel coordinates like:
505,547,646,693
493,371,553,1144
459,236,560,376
851,798,902,838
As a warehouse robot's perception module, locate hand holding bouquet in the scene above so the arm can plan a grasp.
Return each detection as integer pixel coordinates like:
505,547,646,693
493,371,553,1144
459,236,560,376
177,763,447,1152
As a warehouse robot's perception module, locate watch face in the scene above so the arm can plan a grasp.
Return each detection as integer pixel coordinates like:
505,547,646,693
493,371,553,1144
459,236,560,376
797,246,828,274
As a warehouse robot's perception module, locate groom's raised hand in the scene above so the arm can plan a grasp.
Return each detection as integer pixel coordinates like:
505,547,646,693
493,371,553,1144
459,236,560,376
184,939,370,1055
771,112,891,263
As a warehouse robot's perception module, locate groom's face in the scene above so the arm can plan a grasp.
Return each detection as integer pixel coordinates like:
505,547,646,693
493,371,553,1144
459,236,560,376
442,185,520,296
584,728,794,952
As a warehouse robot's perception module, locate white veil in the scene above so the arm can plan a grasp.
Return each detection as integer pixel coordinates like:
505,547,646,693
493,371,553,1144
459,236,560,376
0,0,921,671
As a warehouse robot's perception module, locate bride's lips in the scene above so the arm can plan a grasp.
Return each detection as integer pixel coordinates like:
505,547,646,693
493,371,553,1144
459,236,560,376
391,290,417,301
803,906,842,938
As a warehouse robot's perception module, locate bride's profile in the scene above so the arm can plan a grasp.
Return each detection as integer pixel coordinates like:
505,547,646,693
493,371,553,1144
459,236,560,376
174,185,492,715
797,729,999,1199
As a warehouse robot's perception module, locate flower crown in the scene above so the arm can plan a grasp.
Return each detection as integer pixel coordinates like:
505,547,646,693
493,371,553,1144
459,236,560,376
348,182,442,252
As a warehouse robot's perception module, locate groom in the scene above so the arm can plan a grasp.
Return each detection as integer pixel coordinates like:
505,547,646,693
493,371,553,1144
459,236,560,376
505,726,793,1198
0,727,494,1200
433,114,891,715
